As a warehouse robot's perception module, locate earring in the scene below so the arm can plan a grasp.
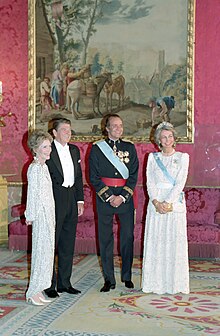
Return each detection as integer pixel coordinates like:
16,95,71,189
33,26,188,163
173,142,176,148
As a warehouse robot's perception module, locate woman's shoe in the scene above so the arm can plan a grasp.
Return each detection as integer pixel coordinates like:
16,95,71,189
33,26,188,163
39,292,52,303
26,297,44,306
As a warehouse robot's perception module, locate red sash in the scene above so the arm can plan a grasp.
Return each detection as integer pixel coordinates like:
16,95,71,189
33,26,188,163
101,177,138,209
101,177,126,187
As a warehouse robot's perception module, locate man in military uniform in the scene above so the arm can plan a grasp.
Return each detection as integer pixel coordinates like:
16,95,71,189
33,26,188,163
89,114,139,292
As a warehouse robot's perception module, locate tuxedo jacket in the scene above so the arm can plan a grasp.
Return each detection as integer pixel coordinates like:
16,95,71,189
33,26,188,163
46,141,84,208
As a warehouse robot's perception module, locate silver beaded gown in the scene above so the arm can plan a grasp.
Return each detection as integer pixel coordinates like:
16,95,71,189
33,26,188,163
25,158,55,299
142,151,190,294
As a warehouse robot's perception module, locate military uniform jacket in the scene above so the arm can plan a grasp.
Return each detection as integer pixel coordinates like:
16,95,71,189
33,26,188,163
89,138,139,214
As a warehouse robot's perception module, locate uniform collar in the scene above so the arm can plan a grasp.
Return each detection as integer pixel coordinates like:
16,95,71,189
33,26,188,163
107,137,121,145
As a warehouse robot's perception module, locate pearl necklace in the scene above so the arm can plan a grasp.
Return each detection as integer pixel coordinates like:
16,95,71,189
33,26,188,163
161,149,175,156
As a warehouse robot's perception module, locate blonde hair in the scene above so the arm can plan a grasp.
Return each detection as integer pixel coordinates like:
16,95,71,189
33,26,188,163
28,130,53,155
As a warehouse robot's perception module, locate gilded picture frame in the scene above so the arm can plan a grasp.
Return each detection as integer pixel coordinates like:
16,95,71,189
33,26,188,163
28,0,195,143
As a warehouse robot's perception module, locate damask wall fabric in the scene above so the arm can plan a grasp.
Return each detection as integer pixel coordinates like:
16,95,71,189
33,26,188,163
0,0,28,180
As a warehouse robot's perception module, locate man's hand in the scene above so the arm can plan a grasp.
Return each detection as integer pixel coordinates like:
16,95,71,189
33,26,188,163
110,195,123,208
78,203,84,216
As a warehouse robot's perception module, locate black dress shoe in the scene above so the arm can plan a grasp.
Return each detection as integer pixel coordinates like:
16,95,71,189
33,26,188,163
57,286,81,294
124,280,134,289
44,289,59,298
100,281,116,292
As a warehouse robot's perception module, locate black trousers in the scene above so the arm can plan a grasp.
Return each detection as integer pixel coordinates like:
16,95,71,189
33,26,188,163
98,210,135,284
51,186,78,290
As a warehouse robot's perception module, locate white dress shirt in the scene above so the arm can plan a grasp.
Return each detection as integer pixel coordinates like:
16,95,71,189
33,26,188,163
54,139,74,187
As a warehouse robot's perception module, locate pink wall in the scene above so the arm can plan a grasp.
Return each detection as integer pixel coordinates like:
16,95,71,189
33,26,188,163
192,0,220,187
0,0,28,181
0,0,219,187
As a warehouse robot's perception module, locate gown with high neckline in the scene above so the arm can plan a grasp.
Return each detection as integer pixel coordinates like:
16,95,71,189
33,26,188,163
25,159,55,298
142,151,190,294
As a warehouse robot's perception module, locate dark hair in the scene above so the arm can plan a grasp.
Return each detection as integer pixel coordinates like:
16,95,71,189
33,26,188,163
101,114,123,136
105,114,122,128
50,118,71,131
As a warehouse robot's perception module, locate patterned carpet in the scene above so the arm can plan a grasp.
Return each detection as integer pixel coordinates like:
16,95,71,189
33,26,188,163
0,247,220,336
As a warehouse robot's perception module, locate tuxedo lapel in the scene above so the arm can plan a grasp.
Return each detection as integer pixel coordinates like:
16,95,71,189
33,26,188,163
69,145,77,175
51,142,63,177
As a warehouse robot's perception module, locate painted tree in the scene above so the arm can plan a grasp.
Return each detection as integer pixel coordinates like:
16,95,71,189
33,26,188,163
41,0,87,64
104,56,114,73
74,0,111,65
116,61,124,74
40,0,111,65
39,0,153,68
91,52,103,75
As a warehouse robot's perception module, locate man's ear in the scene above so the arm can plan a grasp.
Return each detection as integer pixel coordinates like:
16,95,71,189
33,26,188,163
52,129,57,138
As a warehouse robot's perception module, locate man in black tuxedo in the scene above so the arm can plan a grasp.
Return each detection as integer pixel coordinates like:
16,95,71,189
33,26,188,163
89,114,139,292
45,117,84,298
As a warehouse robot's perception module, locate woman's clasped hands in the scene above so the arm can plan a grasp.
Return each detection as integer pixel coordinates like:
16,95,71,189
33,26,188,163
153,200,173,214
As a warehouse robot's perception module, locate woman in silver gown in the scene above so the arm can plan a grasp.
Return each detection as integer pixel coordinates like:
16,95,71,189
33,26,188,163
142,122,190,294
25,130,55,305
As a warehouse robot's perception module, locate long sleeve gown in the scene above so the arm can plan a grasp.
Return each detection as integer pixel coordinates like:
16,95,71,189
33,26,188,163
25,159,55,299
142,151,190,294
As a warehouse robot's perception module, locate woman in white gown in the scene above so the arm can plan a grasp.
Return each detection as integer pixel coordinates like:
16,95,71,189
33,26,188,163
142,122,189,294
25,130,55,305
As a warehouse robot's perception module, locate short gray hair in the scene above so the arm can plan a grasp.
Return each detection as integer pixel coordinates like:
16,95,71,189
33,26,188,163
28,130,53,155
154,122,177,148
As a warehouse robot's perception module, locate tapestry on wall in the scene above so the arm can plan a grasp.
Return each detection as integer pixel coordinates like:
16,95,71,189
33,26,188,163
31,0,194,143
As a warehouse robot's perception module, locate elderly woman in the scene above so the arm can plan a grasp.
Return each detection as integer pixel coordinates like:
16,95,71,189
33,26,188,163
25,130,55,305
142,122,189,294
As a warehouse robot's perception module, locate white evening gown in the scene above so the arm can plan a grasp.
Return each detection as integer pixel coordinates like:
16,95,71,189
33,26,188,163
142,151,189,294
25,159,55,298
